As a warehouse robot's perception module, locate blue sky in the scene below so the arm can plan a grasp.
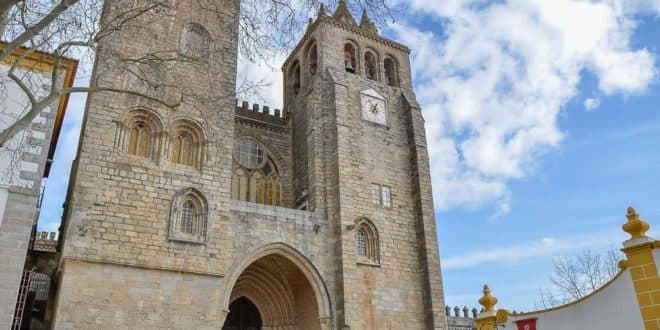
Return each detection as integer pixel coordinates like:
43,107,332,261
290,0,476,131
38,0,660,312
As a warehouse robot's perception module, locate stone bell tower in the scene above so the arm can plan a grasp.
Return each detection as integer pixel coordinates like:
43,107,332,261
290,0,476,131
53,0,240,327
283,2,448,329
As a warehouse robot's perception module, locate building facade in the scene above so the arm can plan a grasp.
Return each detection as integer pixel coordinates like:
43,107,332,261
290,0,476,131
0,43,76,328
54,1,447,329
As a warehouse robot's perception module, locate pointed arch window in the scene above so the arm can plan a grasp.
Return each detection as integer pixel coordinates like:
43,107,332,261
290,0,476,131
344,43,357,73
356,219,380,264
365,51,378,80
232,139,283,207
169,188,208,244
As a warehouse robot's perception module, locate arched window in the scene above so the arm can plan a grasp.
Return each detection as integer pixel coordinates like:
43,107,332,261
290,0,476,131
344,43,357,73
169,120,205,168
291,61,301,96
308,43,318,76
169,188,208,244
128,122,151,157
181,23,211,59
384,57,399,86
231,139,283,207
365,51,378,80
356,219,379,263
122,109,163,162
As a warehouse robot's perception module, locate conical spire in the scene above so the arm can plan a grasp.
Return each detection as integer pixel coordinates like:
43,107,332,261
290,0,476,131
318,4,327,17
333,0,357,26
359,9,378,35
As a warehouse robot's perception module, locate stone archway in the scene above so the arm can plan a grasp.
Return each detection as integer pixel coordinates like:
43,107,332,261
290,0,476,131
221,244,331,330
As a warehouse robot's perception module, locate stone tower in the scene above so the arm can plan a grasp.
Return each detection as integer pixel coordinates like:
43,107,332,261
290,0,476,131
282,2,446,328
53,0,446,329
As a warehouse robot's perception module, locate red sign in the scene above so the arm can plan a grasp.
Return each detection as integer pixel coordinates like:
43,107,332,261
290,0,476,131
515,318,537,330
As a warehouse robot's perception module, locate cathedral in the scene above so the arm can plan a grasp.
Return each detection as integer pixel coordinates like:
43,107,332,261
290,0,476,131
53,0,447,328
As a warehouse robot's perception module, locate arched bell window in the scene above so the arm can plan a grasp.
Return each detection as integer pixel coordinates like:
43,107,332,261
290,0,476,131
291,61,301,96
365,51,378,80
344,43,357,73
308,43,318,76
231,139,283,207
384,56,399,86
169,188,208,244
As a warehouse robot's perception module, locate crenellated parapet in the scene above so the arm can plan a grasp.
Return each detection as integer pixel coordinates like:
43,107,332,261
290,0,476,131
33,231,58,253
234,101,288,132
445,305,478,330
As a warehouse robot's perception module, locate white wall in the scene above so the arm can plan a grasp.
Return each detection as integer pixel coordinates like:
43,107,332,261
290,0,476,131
507,270,644,330
0,65,53,189
0,187,7,228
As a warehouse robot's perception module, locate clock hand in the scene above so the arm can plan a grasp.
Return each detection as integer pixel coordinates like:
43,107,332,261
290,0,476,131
371,103,379,113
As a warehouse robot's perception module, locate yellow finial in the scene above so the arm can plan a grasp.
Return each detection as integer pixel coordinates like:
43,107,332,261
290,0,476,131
479,285,498,312
623,206,650,240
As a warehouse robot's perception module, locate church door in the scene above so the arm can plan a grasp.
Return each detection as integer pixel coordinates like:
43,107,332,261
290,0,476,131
222,297,263,330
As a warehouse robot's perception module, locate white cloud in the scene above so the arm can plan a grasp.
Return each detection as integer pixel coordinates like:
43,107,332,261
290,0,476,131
584,97,600,111
391,0,657,212
442,230,623,270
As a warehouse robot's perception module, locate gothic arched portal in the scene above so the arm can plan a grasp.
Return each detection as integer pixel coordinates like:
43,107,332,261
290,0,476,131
221,244,332,330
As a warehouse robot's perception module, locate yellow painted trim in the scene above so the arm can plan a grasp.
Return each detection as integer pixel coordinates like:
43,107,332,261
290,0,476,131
515,268,628,316
0,42,78,176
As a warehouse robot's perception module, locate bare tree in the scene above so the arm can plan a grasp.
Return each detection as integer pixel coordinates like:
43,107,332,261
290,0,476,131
536,245,622,309
0,0,396,149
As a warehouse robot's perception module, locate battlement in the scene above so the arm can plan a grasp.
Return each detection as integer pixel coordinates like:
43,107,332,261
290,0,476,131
445,305,479,330
234,101,288,128
33,231,58,253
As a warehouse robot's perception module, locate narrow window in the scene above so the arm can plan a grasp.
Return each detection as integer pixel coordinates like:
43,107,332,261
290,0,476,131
171,131,194,166
384,57,398,86
365,51,377,80
382,186,391,207
232,168,248,201
371,184,381,205
309,44,318,76
344,44,357,73
267,173,281,206
181,201,195,233
128,122,150,158
291,61,301,96
357,229,368,256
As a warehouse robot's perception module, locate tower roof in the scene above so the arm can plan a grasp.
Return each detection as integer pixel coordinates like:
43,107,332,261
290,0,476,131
333,0,357,26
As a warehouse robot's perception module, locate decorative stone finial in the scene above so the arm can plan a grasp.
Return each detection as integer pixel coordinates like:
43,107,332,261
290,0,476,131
623,206,650,240
359,9,378,35
333,0,357,26
478,285,498,312
318,4,327,17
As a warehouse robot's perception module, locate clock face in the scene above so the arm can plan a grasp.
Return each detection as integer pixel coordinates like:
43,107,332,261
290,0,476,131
360,89,387,126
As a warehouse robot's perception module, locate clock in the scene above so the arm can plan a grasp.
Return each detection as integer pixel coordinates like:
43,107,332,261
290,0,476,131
360,89,387,126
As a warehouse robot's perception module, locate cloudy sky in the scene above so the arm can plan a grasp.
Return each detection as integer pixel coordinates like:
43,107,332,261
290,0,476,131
39,0,660,310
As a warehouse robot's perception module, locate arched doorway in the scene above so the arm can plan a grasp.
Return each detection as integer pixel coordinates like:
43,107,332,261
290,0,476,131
221,244,331,330
223,297,262,330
